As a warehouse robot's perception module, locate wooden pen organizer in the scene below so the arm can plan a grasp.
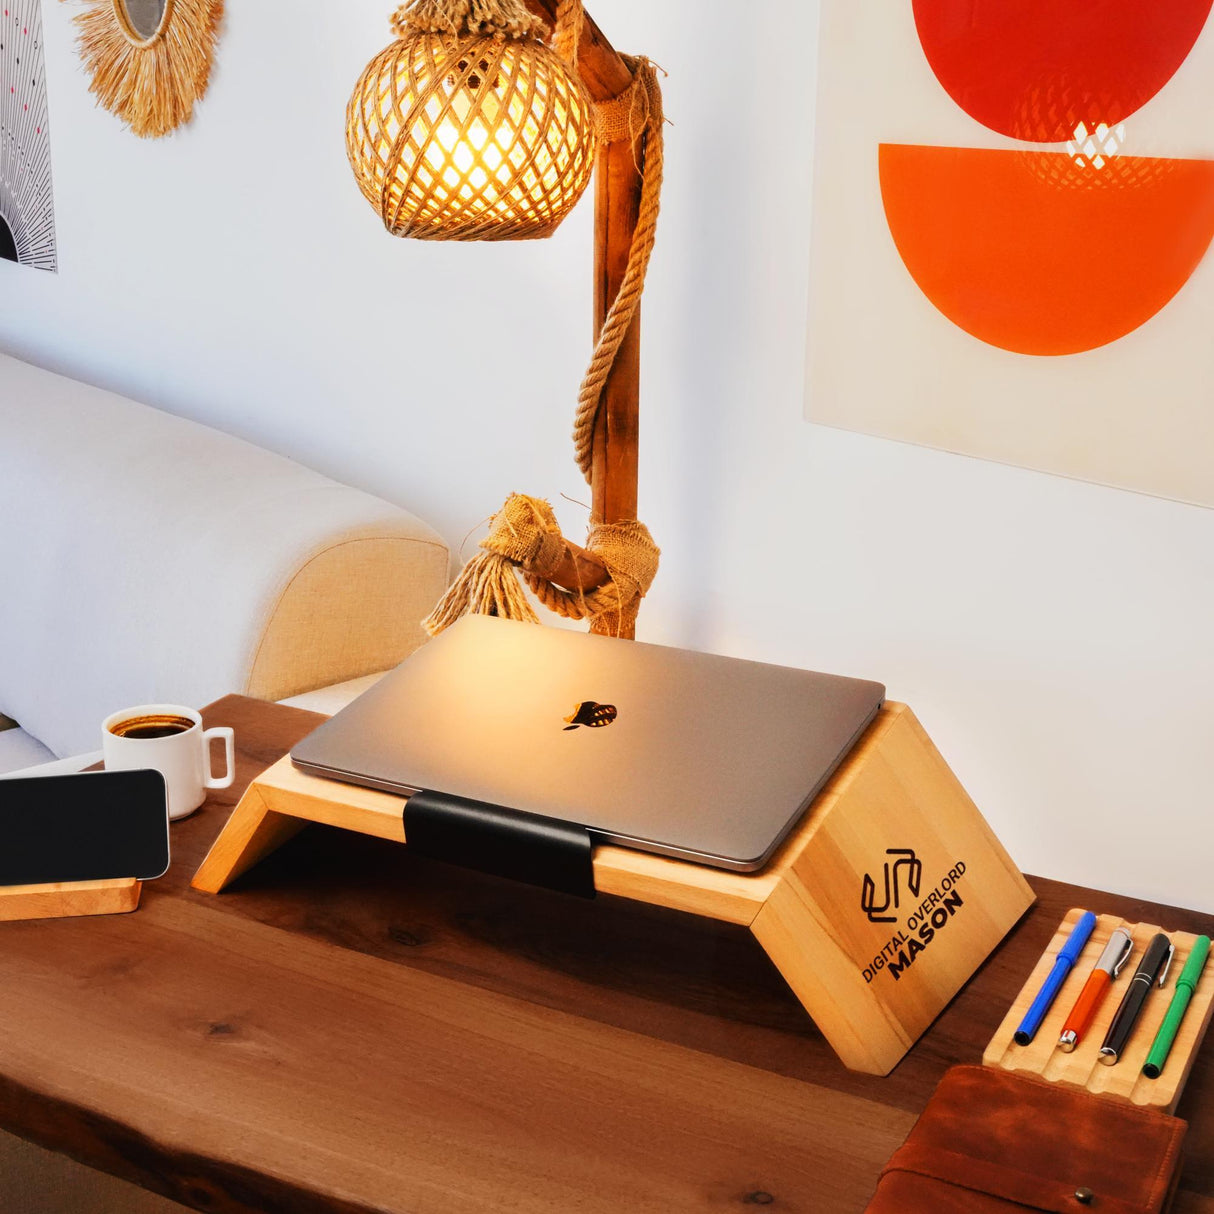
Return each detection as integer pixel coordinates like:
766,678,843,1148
193,702,1036,1076
984,909,1214,1113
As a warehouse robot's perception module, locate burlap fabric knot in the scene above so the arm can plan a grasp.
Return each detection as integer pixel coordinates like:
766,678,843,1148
425,495,660,632
418,0,665,637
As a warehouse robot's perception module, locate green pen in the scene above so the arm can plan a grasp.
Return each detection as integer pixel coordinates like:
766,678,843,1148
1143,935,1211,1079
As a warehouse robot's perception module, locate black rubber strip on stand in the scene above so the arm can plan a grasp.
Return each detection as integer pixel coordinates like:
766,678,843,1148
404,790,595,899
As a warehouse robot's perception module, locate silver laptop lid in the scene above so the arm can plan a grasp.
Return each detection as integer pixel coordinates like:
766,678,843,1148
291,616,885,872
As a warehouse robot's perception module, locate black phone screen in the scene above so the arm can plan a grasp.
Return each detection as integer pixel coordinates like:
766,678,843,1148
0,770,170,885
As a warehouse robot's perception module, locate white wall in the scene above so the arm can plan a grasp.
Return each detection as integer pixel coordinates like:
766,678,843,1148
3,0,1212,912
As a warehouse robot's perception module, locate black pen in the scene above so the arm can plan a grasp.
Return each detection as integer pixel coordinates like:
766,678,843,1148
1099,933,1174,1066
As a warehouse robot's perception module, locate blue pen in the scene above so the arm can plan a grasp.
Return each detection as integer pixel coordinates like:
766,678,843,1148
1014,911,1098,1046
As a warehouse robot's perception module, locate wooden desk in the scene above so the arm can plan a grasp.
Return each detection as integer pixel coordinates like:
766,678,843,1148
1,695,1211,1214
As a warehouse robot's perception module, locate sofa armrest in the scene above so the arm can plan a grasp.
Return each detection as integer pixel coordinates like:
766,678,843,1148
243,528,446,704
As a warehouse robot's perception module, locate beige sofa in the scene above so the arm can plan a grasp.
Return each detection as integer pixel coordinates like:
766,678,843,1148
0,351,449,772
0,351,449,1210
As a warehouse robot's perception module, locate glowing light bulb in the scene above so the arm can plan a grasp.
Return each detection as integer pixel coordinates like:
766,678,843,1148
347,26,596,240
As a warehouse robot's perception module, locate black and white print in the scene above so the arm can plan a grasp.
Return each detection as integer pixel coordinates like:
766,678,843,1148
1,0,56,272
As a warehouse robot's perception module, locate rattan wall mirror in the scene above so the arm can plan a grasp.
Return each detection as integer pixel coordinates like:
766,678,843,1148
68,0,224,138
120,0,167,39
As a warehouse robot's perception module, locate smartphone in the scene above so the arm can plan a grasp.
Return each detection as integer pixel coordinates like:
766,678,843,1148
0,769,170,886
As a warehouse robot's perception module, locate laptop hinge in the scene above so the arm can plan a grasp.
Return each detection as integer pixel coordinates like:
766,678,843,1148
404,791,596,899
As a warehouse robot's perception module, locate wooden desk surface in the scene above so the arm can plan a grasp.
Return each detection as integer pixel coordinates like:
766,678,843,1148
1,695,1211,1214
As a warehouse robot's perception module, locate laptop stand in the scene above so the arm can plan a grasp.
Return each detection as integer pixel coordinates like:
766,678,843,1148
192,702,1034,1076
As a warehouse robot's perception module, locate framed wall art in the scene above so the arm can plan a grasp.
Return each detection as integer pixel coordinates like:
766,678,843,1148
1,0,57,271
806,1,1214,508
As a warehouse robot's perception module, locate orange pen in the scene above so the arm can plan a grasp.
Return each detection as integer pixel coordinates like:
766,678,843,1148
1058,928,1134,1053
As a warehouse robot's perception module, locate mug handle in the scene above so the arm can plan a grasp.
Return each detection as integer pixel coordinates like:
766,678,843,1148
203,727,236,790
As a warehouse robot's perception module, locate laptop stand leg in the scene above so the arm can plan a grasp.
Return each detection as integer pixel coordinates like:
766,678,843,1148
192,786,307,894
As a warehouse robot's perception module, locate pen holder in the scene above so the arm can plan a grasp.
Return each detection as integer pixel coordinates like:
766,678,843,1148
984,909,1214,1113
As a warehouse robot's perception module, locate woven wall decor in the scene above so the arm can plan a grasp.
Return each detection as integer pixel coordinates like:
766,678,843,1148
65,0,224,138
346,0,597,241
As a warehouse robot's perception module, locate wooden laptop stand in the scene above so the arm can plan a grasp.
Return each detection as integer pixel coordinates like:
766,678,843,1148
193,702,1034,1075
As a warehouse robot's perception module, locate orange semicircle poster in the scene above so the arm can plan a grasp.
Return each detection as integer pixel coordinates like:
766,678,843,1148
879,143,1214,356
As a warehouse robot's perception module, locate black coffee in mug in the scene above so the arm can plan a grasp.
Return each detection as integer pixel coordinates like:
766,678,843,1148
108,713,195,740
102,703,235,821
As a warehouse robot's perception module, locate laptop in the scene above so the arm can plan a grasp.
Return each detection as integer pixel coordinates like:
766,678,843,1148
291,615,885,873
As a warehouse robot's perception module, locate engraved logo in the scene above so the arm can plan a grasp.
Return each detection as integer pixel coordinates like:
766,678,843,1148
860,848,923,924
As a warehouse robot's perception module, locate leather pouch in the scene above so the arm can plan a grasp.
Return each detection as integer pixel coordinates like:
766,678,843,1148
866,1065,1187,1214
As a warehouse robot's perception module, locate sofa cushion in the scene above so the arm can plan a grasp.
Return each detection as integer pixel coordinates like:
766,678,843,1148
0,354,449,757
0,727,55,775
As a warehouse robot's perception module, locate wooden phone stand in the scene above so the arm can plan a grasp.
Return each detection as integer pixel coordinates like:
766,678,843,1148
193,702,1034,1075
0,878,141,922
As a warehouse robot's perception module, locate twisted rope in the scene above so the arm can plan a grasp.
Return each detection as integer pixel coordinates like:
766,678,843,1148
572,56,665,481
553,0,581,67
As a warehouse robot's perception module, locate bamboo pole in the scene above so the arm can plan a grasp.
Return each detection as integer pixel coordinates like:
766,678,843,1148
523,1,645,637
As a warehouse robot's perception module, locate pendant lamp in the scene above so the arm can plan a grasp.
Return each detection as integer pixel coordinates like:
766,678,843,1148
346,0,598,241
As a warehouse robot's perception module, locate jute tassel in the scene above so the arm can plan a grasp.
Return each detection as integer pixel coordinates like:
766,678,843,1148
391,0,544,39
424,494,660,637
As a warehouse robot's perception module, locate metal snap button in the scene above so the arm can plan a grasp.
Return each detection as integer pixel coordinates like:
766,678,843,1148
1074,1188,1095,1205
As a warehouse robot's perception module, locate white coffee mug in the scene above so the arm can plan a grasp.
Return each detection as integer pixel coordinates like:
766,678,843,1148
102,704,235,821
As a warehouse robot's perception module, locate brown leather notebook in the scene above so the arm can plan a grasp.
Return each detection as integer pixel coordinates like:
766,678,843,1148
866,1066,1187,1214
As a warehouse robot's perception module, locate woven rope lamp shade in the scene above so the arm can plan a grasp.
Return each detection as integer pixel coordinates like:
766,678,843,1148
346,0,597,241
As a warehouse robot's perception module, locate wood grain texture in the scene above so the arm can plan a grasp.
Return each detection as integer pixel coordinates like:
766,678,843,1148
198,752,776,925
752,706,1035,1074
190,786,306,896
190,708,915,918
984,909,1214,1113
6,695,1213,1214
590,134,642,531
0,877,140,922
193,704,1032,1075
538,534,611,596
0,896,914,1214
587,128,644,640
523,1,634,103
